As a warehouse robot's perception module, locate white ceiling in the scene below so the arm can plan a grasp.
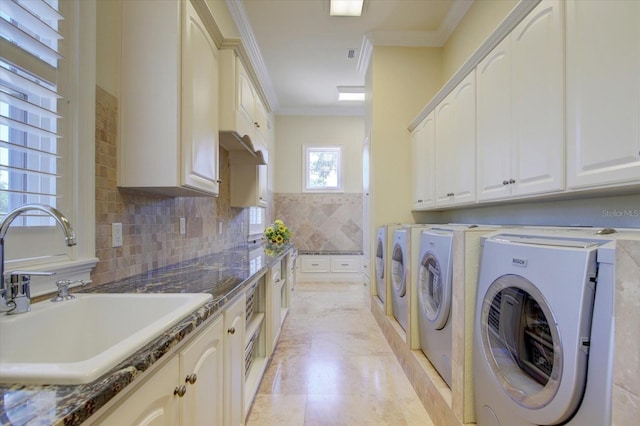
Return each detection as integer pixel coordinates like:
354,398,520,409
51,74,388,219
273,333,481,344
233,0,473,116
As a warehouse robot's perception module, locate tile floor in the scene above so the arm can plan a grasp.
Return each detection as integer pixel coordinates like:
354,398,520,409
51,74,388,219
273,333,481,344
246,281,434,426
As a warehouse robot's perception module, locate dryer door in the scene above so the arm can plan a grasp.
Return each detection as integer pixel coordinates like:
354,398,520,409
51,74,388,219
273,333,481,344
417,251,451,329
390,243,406,297
480,273,580,422
375,236,384,280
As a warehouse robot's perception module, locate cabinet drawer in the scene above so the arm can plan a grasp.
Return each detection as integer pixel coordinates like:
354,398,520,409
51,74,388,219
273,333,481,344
330,257,360,273
300,256,330,272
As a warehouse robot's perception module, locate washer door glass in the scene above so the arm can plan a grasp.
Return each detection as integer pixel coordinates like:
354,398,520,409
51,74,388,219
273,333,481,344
418,252,450,329
391,244,406,296
375,238,384,280
480,274,562,409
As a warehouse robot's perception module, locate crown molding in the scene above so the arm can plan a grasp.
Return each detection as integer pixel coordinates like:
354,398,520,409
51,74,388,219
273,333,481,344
225,0,279,112
357,0,474,75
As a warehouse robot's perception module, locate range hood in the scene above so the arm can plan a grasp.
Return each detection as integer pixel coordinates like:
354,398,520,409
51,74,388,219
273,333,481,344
219,131,267,165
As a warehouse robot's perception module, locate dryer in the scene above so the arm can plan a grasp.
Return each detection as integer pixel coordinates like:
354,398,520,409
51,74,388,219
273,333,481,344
390,228,409,331
473,229,629,426
416,228,454,387
414,224,496,394
375,224,402,307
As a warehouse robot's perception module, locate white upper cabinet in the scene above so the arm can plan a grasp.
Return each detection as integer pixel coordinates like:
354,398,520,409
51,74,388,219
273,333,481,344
411,111,435,210
219,49,270,159
119,0,220,197
565,0,640,189
477,0,564,202
435,70,476,208
477,36,513,201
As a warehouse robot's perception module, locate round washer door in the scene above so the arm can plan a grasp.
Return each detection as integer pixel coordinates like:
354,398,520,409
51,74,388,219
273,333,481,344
480,274,565,414
390,243,406,296
417,251,450,329
375,237,384,280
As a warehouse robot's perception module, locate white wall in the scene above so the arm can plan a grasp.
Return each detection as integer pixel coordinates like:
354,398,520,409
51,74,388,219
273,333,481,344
274,115,364,194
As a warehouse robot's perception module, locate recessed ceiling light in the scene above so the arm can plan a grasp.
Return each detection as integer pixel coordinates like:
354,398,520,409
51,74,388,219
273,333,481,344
337,86,365,101
330,0,364,17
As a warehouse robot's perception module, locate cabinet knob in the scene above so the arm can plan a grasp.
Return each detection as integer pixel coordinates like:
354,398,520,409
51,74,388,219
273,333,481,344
254,122,260,128
446,192,454,197
185,374,198,385
509,178,516,184
216,179,222,184
502,180,509,186
174,385,187,397
227,327,236,335
417,199,423,203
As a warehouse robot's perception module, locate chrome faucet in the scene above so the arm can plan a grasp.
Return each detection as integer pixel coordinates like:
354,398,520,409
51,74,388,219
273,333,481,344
0,204,77,314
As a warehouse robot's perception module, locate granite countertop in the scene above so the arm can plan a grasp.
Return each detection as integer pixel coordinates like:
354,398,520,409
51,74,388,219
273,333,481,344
0,243,293,426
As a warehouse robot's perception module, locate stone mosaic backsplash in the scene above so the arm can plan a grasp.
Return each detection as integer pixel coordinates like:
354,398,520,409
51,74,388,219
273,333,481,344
93,86,249,286
274,192,363,252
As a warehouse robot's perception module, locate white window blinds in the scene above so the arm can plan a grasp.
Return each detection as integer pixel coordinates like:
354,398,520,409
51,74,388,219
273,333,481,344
0,0,63,226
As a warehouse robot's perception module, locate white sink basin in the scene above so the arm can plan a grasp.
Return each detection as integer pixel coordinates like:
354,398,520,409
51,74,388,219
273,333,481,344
0,292,212,385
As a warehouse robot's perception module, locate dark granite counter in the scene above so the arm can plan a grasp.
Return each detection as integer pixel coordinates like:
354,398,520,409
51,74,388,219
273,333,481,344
0,244,293,426
298,250,363,256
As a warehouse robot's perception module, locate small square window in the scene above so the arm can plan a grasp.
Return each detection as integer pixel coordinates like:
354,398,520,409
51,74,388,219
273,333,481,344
303,145,343,193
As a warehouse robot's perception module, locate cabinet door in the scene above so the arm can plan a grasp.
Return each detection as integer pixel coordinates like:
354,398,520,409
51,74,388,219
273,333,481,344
435,71,476,207
238,60,257,138
435,95,456,206
271,274,283,351
96,357,180,426
182,1,220,195
477,36,513,201
511,0,564,196
180,315,224,426
224,295,246,426
566,0,640,189
411,112,435,209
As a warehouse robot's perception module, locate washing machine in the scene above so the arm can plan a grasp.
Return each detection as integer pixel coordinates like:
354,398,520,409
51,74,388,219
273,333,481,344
375,224,402,306
414,224,496,394
473,228,630,426
390,228,409,331
416,227,454,387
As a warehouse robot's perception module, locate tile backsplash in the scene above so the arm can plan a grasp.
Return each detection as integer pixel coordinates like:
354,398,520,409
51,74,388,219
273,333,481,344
92,86,247,286
274,192,363,252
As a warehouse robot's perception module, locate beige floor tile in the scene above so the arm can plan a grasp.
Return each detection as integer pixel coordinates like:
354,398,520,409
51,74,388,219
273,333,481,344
247,282,433,426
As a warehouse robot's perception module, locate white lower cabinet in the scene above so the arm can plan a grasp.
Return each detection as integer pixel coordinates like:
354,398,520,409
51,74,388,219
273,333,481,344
91,257,294,426
297,255,362,282
224,294,246,426
566,0,640,190
95,315,224,425
267,262,284,353
180,315,225,425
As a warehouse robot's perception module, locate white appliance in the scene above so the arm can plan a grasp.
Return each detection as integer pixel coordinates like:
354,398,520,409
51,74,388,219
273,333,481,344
416,228,454,387
390,228,409,331
375,224,402,307
375,226,388,305
473,228,629,426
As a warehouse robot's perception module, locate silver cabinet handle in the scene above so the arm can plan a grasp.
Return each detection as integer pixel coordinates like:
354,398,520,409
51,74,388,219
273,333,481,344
174,385,187,397
503,180,509,185
509,178,516,184
185,374,197,385
227,327,235,335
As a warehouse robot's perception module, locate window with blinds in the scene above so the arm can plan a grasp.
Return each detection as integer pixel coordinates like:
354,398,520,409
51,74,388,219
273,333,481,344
0,0,63,227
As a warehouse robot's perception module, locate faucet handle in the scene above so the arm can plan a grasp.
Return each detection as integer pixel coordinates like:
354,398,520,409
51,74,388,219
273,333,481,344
3,271,53,314
51,279,84,302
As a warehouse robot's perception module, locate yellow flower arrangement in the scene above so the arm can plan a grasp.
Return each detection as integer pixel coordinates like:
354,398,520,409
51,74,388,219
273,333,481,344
264,219,291,247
